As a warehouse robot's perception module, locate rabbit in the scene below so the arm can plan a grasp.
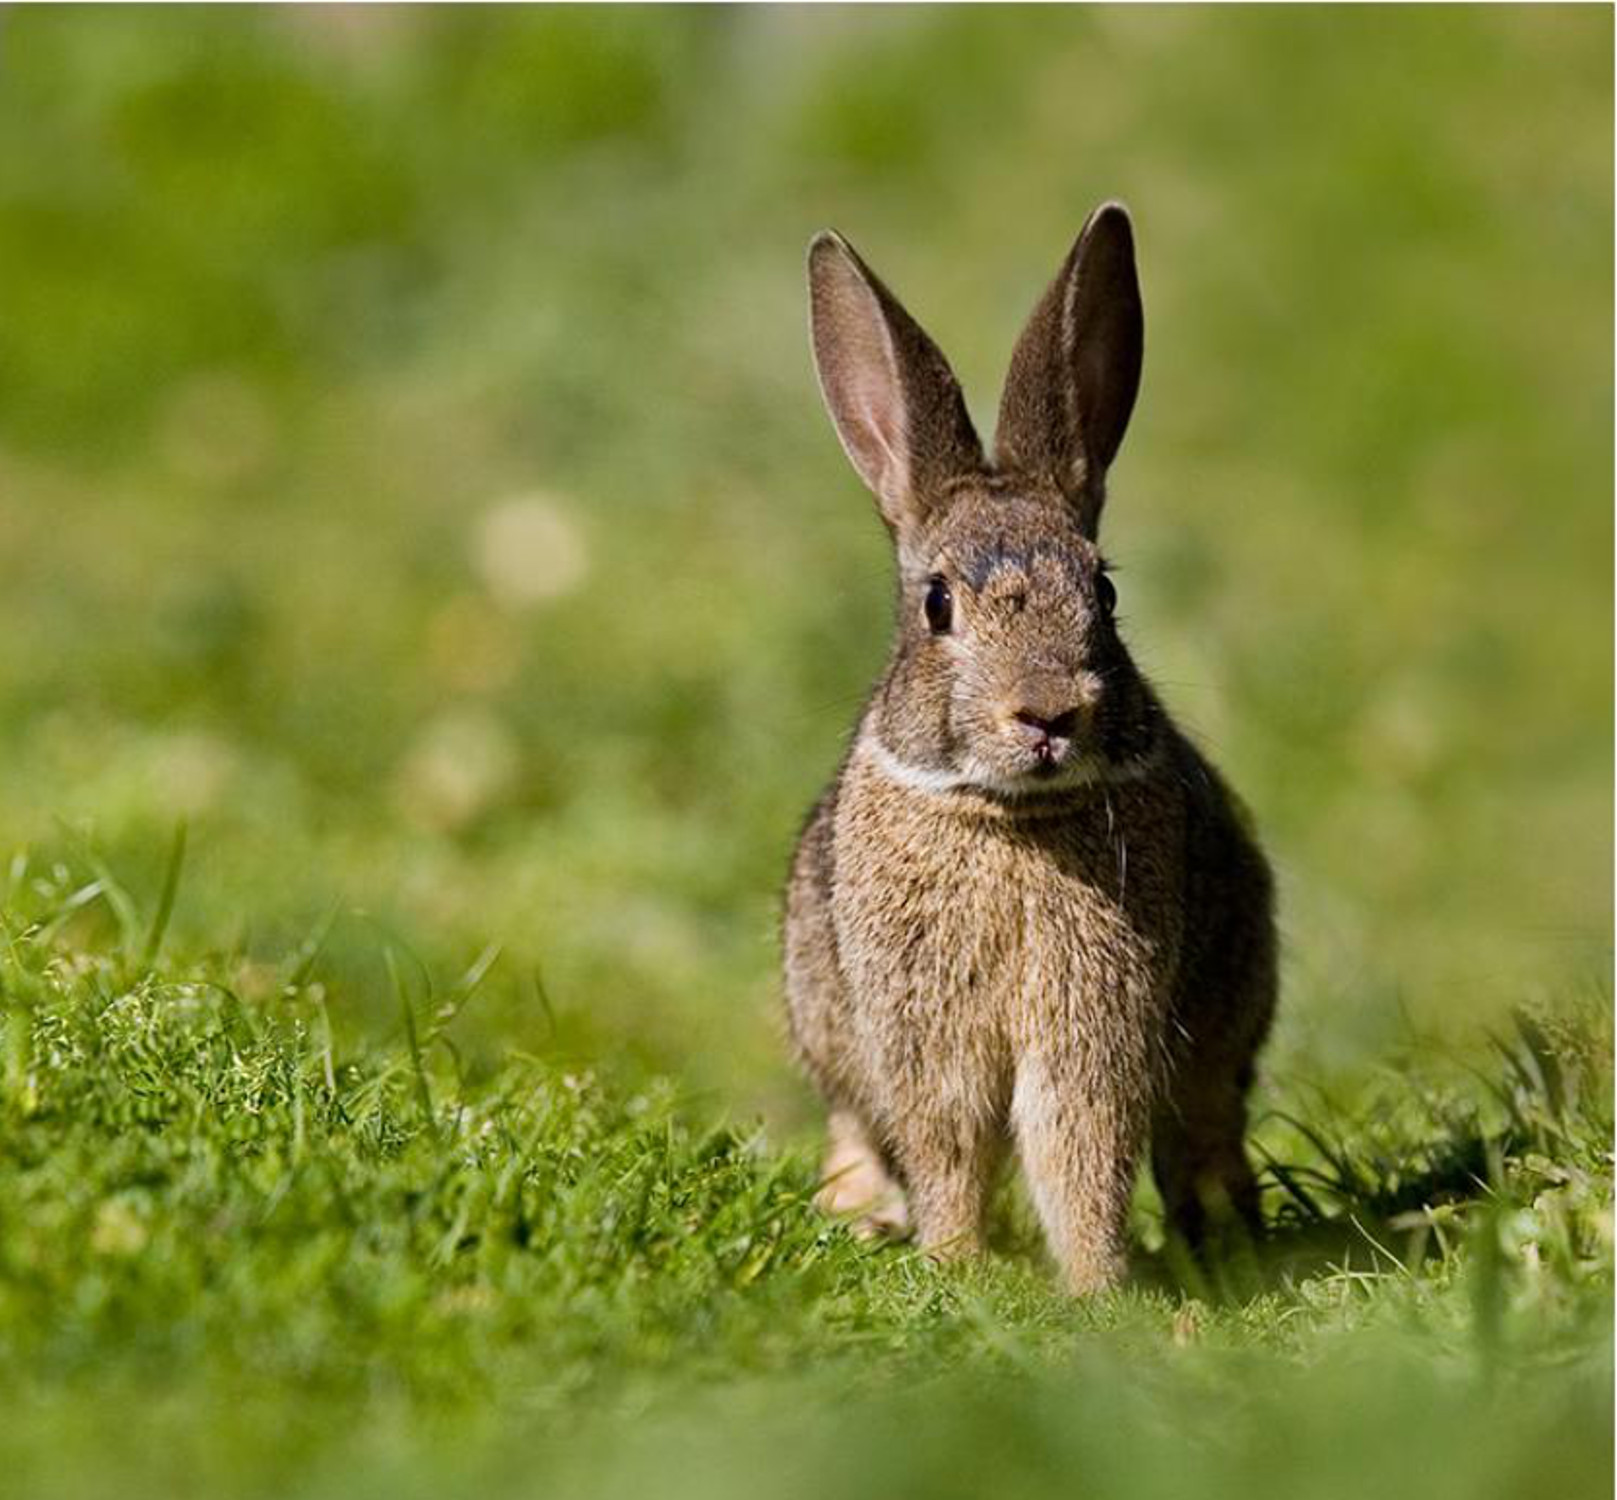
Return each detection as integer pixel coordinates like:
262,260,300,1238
783,204,1276,1294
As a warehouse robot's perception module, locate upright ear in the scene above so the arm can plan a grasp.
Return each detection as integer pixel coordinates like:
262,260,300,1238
807,231,984,536
994,202,1144,535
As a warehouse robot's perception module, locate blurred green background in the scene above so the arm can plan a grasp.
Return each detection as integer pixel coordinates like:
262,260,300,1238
0,12,1610,1500
0,4,1609,1126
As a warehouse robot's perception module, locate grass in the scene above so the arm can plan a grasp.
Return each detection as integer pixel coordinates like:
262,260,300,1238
0,852,1610,1498
0,7,1610,1496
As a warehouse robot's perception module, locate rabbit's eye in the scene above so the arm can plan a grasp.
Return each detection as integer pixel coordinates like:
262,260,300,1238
1096,572,1117,615
924,575,953,634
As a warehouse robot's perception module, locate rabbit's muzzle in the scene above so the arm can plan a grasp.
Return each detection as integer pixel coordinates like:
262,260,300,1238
1002,668,1105,773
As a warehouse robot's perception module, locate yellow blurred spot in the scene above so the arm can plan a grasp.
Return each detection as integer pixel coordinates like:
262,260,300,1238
394,709,521,833
474,494,589,610
146,729,239,818
91,1200,148,1258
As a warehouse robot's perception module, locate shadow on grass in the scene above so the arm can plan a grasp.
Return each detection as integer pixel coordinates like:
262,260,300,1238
975,1005,1611,1306
972,1095,1498,1301
1139,1006,1609,1304
1132,1137,1494,1305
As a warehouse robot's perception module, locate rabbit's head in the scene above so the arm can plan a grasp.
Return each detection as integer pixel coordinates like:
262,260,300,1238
808,204,1161,798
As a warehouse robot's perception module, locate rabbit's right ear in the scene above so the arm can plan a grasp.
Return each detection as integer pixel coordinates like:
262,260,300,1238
808,231,984,536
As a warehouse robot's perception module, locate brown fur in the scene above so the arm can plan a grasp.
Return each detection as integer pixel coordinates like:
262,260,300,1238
785,206,1276,1294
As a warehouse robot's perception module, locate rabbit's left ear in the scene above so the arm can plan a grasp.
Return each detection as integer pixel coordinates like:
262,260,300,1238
994,203,1143,536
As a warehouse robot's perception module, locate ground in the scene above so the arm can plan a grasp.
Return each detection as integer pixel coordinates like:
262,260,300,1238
1,862,1610,1499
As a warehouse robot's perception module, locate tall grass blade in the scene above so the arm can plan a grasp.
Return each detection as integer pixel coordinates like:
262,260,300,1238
389,946,436,1136
141,821,187,970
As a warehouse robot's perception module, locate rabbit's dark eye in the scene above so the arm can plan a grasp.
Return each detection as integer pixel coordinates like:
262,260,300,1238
924,575,953,634
1096,571,1117,615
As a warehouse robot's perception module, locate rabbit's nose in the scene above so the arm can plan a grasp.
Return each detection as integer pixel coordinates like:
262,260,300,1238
1009,672,1103,758
1013,706,1082,740
1011,704,1084,768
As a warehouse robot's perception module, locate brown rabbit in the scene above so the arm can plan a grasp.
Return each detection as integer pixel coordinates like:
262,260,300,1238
783,204,1276,1294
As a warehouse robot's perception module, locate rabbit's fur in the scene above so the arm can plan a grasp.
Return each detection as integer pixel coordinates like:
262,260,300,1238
784,205,1276,1294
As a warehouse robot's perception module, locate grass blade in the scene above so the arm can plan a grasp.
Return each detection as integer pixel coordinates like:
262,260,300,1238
141,821,188,970
389,946,436,1137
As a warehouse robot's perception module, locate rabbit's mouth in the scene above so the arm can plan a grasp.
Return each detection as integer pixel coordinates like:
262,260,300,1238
996,718,1101,784
1000,750,1109,791
979,705,1163,793
1023,732,1081,774
967,746,1162,806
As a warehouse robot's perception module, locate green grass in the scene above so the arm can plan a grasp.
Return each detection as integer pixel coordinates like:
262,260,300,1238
0,7,1610,1496
0,855,1610,1498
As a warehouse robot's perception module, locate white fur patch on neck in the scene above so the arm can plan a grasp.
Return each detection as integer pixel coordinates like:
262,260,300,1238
861,739,980,795
860,735,1155,801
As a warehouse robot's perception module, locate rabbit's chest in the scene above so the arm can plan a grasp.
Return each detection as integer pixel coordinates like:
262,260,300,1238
831,776,1181,1037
